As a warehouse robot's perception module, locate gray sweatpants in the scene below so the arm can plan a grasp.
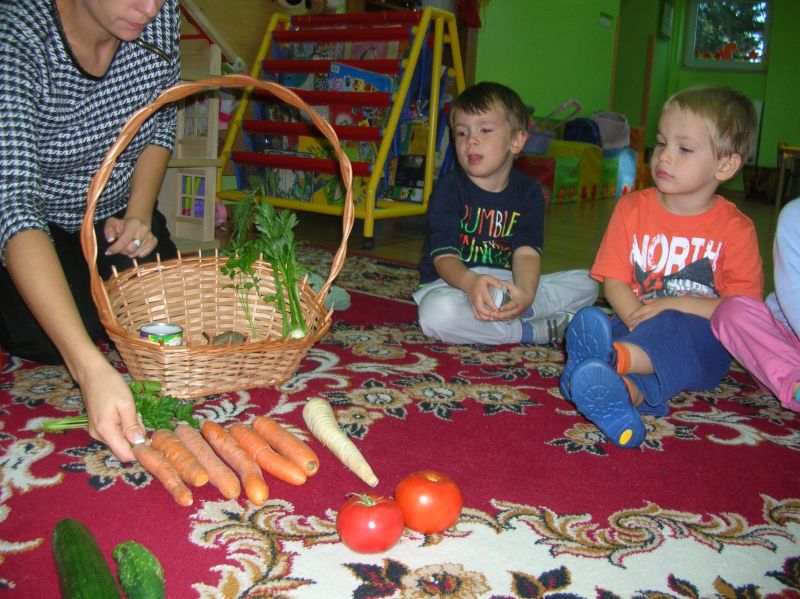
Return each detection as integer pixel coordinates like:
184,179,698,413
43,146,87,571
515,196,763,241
413,267,598,345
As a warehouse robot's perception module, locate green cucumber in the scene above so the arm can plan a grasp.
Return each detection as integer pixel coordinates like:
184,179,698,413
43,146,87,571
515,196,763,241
52,518,121,599
112,540,165,599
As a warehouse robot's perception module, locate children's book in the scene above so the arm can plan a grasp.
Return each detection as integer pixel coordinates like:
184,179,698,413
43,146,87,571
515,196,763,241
266,151,315,202
328,62,395,94
328,62,395,131
345,40,401,61
291,41,345,61
281,72,321,91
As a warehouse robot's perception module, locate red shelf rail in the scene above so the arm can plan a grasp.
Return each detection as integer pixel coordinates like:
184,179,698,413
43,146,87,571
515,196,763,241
272,25,412,44
290,11,421,28
252,88,394,108
262,59,402,75
243,119,383,142
231,150,372,177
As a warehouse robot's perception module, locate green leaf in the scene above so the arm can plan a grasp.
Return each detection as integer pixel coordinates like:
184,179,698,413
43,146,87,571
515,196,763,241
39,380,198,433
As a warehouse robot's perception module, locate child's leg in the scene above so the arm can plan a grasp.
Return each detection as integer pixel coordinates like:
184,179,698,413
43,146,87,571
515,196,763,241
416,283,523,344
569,358,647,448
711,296,800,411
530,270,599,317
560,306,615,399
521,270,599,344
619,310,730,406
613,341,653,375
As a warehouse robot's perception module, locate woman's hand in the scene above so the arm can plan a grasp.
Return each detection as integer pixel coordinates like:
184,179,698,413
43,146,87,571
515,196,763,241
78,357,145,463
103,216,154,259
5,231,146,462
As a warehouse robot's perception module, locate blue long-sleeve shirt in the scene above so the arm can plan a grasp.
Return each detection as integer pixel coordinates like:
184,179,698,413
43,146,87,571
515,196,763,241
419,168,544,284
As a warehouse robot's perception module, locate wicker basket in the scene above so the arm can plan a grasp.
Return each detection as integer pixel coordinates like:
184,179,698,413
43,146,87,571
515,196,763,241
80,74,354,399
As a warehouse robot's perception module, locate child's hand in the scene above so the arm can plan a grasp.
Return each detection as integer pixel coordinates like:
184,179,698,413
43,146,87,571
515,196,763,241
472,280,535,322
626,299,668,330
492,282,535,321
626,296,719,328
468,275,507,321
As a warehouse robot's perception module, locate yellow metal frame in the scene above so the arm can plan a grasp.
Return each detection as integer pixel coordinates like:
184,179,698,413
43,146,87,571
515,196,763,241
216,8,465,244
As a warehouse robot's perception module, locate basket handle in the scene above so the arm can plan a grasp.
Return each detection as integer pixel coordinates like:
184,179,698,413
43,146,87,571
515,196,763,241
80,73,354,316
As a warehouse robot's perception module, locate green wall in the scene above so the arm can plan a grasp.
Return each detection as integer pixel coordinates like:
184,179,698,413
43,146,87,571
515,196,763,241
474,0,619,119
749,0,800,167
476,0,800,169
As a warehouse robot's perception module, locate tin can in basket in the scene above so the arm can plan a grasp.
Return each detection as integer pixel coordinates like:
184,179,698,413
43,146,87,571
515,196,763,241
139,323,183,346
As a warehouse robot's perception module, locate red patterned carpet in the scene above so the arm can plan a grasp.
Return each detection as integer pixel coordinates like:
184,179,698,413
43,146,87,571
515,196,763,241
1,250,800,597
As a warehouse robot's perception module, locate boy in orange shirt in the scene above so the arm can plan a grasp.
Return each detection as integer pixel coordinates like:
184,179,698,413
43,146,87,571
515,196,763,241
560,85,762,448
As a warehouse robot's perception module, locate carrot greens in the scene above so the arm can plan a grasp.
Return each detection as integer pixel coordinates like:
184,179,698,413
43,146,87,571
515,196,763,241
221,189,307,340
40,380,198,433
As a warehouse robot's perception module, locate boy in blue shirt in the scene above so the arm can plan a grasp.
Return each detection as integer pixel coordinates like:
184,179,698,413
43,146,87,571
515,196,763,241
414,82,598,345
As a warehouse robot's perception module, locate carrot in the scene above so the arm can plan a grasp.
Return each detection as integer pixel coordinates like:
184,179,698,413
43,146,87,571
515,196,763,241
252,415,319,476
174,422,241,500
200,420,269,505
150,429,209,487
302,398,378,487
132,443,193,506
229,423,307,486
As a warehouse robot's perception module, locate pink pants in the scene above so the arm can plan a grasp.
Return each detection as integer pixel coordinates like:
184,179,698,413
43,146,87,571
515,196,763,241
711,296,800,411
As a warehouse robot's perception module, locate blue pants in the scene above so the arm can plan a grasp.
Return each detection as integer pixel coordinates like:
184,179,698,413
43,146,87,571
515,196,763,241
611,310,731,409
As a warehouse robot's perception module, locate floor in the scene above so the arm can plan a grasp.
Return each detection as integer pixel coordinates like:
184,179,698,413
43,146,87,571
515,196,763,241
282,190,779,295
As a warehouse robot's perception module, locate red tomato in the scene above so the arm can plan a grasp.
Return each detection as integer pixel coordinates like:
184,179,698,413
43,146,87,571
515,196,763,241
336,492,404,553
394,470,463,534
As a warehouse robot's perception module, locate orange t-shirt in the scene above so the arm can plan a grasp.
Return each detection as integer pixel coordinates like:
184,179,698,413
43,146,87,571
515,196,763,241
591,188,763,300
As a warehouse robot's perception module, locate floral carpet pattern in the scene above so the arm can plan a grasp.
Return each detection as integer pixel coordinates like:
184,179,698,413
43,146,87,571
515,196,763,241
1,252,800,597
297,245,419,302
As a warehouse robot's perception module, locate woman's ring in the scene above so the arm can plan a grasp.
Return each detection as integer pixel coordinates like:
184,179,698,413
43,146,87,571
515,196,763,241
133,238,142,249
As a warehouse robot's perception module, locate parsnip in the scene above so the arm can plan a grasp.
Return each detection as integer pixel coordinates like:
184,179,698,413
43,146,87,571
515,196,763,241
302,398,379,487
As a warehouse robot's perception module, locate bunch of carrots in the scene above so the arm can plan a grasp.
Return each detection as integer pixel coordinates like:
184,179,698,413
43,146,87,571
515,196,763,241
134,416,319,506
42,382,381,504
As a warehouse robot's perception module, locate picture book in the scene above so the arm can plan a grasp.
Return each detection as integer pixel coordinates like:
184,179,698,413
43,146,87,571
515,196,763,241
290,41,345,61
328,62,394,94
345,40,401,61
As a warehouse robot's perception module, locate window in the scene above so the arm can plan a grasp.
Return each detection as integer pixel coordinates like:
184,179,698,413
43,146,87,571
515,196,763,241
683,0,771,72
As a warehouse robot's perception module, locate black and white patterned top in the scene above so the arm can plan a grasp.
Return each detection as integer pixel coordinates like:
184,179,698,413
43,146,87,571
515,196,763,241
0,0,180,263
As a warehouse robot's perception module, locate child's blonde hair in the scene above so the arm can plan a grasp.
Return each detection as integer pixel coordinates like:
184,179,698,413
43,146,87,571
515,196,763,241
663,85,758,164
450,82,529,133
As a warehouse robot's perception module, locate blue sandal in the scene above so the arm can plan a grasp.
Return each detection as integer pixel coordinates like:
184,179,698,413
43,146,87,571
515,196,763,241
569,358,646,448
560,306,615,400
